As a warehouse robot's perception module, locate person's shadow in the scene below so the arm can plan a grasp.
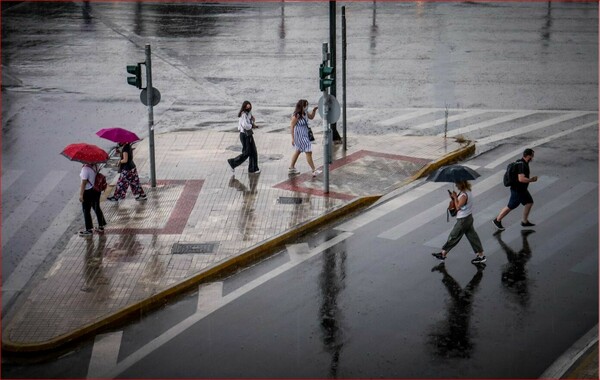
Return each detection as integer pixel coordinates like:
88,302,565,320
229,175,259,241
494,230,535,309
428,263,486,358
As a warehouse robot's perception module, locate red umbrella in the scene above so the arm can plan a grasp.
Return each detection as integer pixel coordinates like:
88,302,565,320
96,127,141,143
61,143,109,164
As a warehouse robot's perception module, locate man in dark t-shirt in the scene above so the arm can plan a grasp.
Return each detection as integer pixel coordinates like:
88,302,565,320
493,148,538,231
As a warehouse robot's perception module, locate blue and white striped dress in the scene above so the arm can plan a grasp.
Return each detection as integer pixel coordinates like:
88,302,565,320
293,112,312,153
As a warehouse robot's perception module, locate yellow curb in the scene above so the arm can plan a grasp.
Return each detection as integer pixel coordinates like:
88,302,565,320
411,140,476,180
2,195,380,354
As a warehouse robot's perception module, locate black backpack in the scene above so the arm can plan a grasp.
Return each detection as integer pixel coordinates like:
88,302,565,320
503,161,520,187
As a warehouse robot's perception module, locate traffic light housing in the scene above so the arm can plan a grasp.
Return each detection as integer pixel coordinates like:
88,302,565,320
319,63,334,91
126,63,142,89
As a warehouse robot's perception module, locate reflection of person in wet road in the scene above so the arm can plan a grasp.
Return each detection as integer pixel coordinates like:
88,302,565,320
82,234,109,298
432,180,486,265
429,263,485,358
495,230,535,308
228,100,260,175
228,174,259,241
319,240,346,378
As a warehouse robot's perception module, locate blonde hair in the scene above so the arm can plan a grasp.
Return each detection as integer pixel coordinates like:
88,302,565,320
456,180,472,192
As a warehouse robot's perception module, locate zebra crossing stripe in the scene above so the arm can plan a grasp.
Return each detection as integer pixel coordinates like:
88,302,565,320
423,175,559,248
476,111,591,146
335,180,448,232
484,121,599,170
399,109,488,135
87,332,123,378
2,170,69,248
483,181,597,259
375,108,435,127
197,282,224,314
377,170,504,241
102,232,353,378
1,169,25,193
441,110,535,137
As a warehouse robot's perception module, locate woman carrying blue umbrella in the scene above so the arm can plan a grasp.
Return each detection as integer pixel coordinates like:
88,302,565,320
432,180,486,265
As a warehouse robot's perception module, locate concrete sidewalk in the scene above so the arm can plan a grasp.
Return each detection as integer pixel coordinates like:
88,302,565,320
2,128,473,353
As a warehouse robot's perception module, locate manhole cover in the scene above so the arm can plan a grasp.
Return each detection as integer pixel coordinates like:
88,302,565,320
171,243,218,254
278,197,304,204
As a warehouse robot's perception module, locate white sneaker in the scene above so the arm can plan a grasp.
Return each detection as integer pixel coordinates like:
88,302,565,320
312,169,322,177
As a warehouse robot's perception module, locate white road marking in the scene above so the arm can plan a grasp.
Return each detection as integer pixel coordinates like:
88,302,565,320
102,232,353,378
400,109,488,134
2,191,81,308
441,110,536,137
476,111,591,146
335,181,448,232
1,169,25,193
424,175,558,248
484,121,598,169
377,170,504,241
197,282,224,313
375,108,435,127
2,170,69,248
87,331,123,379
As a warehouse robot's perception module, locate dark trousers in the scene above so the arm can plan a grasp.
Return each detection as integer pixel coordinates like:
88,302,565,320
230,132,259,172
82,188,106,230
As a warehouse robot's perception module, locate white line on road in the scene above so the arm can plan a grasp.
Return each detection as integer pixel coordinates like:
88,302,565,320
87,331,123,379
2,192,81,309
197,282,224,313
335,181,448,232
375,108,436,127
400,109,488,134
440,110,536,137
1,169,25,193
2,170,69,248
377,170,504,241
476,111,591,146
102,232,353,378
484,121,598,169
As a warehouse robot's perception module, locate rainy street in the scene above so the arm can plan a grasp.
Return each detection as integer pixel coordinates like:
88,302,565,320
1,1,598,378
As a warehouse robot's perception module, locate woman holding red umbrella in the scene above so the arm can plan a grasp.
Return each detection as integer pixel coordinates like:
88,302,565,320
106,142,147,202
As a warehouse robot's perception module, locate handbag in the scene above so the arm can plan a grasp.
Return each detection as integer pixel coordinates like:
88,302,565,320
307,127,315,142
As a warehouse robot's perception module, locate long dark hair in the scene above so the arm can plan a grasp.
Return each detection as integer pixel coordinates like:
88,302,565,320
293,99,308,117
238,101,252,118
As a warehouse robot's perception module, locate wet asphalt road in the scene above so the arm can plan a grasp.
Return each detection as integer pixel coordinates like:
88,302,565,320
1,1,598,377
2,1,597,284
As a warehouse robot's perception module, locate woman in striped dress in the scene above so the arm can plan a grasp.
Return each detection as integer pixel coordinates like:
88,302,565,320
288,99,322,177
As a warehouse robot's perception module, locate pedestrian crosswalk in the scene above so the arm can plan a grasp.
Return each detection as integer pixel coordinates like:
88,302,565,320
162,105,597,152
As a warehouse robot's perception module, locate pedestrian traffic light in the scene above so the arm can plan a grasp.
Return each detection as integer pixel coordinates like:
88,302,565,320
319,63,334,92
126,63,142,89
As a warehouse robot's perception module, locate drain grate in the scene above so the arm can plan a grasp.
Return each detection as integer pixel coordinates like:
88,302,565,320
278,196,304,205
171,243,218,254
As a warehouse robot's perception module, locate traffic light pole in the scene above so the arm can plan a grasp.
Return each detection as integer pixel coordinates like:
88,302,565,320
322,42,331,194
145,44,157,188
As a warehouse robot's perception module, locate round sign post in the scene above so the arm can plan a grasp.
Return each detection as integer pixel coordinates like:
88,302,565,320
318,94,341,124
140,87,161,107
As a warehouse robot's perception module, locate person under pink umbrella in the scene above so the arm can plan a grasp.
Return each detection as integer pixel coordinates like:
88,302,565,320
106,141,147,202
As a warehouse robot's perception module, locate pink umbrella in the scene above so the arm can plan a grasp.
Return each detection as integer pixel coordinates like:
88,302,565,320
96,127,141,143
61,143,109,164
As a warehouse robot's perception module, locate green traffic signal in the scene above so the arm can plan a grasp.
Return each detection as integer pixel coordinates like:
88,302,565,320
319,63,334,91
126,64,142,89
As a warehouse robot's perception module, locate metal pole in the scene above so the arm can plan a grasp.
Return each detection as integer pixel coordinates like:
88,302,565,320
322,42,330,194
342,6,347,151
145,44,157,188
329,0,341,142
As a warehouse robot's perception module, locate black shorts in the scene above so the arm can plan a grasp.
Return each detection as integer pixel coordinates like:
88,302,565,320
508,188,534,209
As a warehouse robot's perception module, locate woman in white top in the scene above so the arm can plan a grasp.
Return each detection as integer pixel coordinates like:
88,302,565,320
79,163,107,236
432,180,486,264
227,101,260,174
